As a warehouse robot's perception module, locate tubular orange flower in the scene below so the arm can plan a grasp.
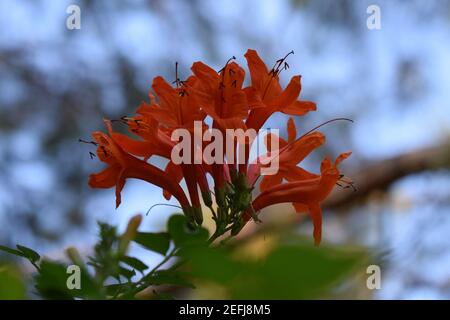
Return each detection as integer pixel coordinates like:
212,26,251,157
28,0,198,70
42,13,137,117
258,117,324,191
238,50,317,175
244,49,317,132
87,49,353,244
88,120,190,210
246,152,351,245
191,60,249,131
149,76,205,130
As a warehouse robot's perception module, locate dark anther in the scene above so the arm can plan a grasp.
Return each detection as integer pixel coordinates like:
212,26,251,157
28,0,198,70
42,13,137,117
217,56,236,74
89,151,96,159
111,115,129,125
269,50,295,77
337,176,357,192
172,61,181,88
172,62,188,88
78,138,98,146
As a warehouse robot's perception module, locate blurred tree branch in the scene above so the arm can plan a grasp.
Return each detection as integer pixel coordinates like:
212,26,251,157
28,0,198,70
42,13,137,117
324,140,450,210
235,140,450,242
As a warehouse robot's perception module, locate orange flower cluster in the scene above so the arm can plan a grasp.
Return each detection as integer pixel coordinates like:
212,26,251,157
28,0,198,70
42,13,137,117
88,49,351,245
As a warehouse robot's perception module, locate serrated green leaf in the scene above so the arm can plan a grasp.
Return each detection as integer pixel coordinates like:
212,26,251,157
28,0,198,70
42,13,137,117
133,232,170,255
16,244,40,263
121,256,148,273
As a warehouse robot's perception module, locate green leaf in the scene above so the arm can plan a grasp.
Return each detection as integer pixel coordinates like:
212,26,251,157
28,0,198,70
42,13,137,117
104,283,133,297
35,260,104,300
35,260,74,300
167,215,209,248
181,245,241,284
133,232,170,255
16,244,40,263
121,256,148,273
230,243,364,299
118,266,136,279
144,270,195,288
0,245,25,258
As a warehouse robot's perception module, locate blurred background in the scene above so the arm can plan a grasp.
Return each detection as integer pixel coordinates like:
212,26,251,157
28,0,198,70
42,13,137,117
0,0,449,299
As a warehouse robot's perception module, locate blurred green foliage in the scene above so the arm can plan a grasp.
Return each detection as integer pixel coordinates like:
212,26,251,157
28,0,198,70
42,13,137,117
0,265,26,299
0,214,366,300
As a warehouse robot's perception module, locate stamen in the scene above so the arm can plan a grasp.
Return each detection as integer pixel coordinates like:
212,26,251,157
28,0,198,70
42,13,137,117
337,176,357,192
298,118,354,139
78,138,98,146
111,116,129,125
217,56,236,74
146,203,183,216
218,56,237,92
252,118,354,183
263,50,295,100
269,50,294,77
172,61,183,88
89,152,96,159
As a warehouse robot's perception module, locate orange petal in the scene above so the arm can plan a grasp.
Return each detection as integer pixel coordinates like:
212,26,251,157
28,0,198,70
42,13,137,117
244,87,265,109
283,132,325,165
284,166,318,182
264,133,287,152
112,132,152,159
320,157,333,173
215,117,247,132
191,61,220,92
147,107,179,128
260,174,282,192
115,169,126,208
88,164,121,188
244,49,269,92
335,151,352,166
308,202,323,246
292,202,308,213
280,100,317,116
162,161,184,200
273,75,301,110
287,117,296,143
